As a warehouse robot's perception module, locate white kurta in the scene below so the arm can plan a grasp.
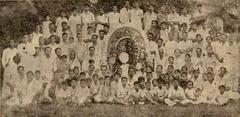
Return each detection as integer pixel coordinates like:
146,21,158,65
144,12,157,31
96,14,108,32
69,15,82,35
130,8,143,30
107,12,121,31
120,7,131,24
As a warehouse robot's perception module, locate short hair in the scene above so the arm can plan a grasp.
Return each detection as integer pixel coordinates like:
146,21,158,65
219,85,226,90
121,77,127,81
138,76,145,82
27,71,34,75
44,46,52,50
55,48,61,52
79,72,86,76
61,55,67,59
99,30,106,34
35,70,41,73
92,34,98,38
89,46,95,50
62,81,68,85
17,66,24,70
69,69,75,73
134,81,139,85
62,33,68,36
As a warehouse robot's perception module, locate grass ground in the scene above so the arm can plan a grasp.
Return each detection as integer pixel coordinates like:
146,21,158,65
2,100,240,117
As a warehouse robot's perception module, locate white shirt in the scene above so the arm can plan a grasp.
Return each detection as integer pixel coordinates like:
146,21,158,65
69,15,82,34
107,12,120,30
2,47,18,68
96,14,108,32
120,7,131,24
81,12,95,25
130,8,143,30
144,12,158,31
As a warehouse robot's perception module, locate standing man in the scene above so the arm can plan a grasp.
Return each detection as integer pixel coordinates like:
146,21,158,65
120,1,131,24
144,5,157,31
95,8,108,33
130,2,143,30
81,5,95,37
107,6,121,31
69,8,82,36
40,47,56,82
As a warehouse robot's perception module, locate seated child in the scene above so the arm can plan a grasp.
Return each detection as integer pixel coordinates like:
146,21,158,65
114,77,130,105
94,77,105,103
127,81,145,104
153,79,167,103
76,79,90,106
183,81,199,104
56,81,72,105
144,82,158,104
164,79,187,106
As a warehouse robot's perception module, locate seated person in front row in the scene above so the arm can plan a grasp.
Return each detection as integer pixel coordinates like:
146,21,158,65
164,79,189,106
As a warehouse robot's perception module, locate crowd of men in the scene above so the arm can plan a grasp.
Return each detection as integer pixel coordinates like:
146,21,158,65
1,1,240,108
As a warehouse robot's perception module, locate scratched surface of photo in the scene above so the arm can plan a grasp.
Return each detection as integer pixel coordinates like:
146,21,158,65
0,0,240,117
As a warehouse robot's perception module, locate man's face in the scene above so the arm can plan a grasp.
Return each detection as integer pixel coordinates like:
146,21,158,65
113,6,118,12
92,35,98,42
17,67,24,74
71,80,77,88
10,40,15,48
161,24,167,29
84,7,90,12
125,1,130,7
156,66,163,73
220,67,226,76
62,34,68,42
174,50,181,57
69,71,75,78
70,51,75,59
134,84,140,90
77,33,82,41
73,10,78,16
101,66,107,74
27,73,34,81
49,24,55,30
187,82,193,89
99,32,105,38
89,65,95,72
206,46,213,55
152,80,158,87
168,57,174,64
181,74,188,80
36,26,41,32
89,48,95,55
99,9,104,14
50,37,56,43
62,23,68,29
193,71,199,78
146,73,153,79
145,83,151,90
196,49,202,55
121,78,127,86
173,80,179,87
149,6,154,12
55,49,61,57
133,2,139,7
45,48,52,56
157,40,163,47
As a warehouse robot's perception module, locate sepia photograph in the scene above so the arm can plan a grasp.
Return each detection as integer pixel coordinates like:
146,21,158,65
0,0,240,116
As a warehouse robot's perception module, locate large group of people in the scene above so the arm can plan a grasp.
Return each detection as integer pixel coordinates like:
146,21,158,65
1,1,240,108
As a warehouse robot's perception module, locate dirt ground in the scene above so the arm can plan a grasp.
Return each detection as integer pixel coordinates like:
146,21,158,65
1,99,240,117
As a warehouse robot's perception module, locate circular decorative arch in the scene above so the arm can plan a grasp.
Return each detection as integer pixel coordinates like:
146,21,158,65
107,26,146,54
